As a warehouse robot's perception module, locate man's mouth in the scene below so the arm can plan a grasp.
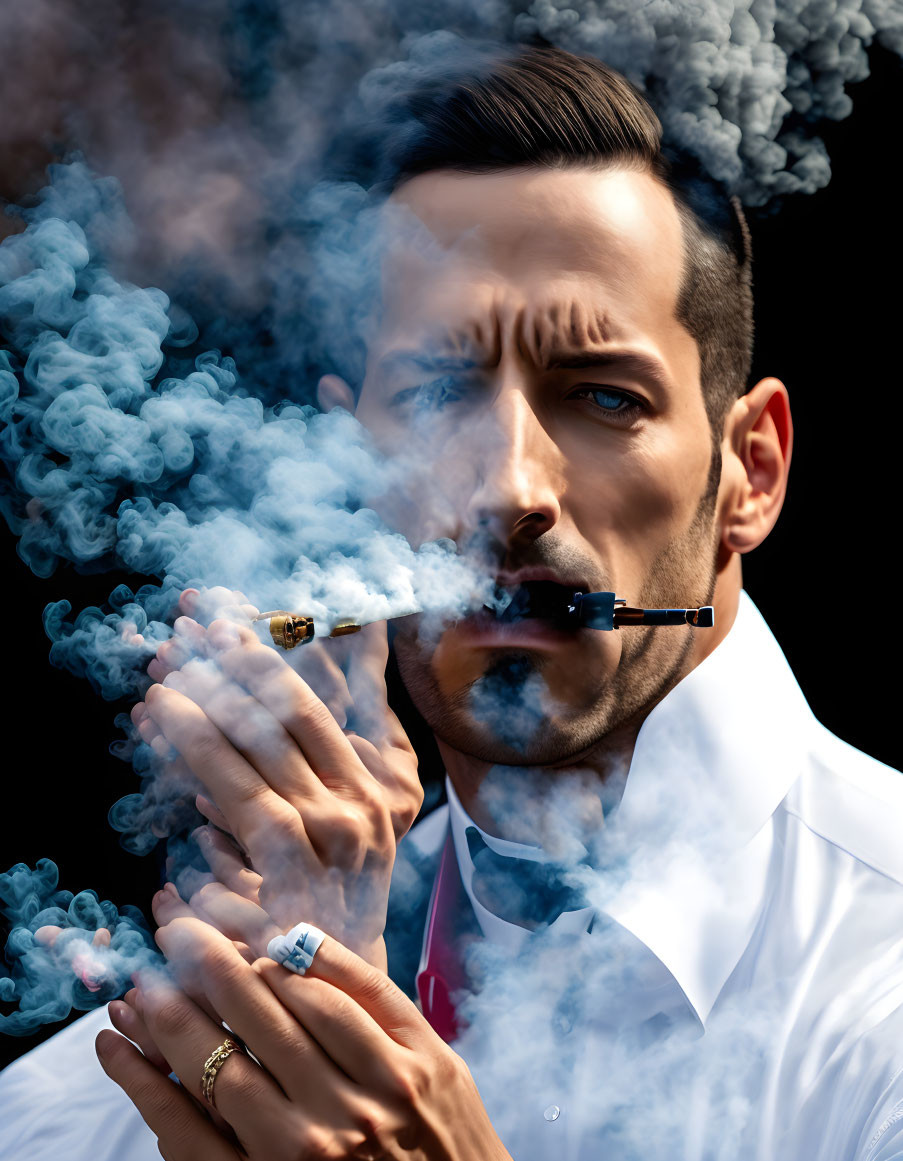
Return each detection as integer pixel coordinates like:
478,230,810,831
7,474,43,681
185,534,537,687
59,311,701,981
485,579,584,627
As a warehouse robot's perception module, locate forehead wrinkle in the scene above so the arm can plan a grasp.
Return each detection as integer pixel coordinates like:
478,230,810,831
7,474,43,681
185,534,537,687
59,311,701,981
521,298,615,367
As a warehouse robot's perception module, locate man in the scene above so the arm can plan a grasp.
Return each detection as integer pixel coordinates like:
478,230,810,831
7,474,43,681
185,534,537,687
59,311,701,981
3,44,903,1160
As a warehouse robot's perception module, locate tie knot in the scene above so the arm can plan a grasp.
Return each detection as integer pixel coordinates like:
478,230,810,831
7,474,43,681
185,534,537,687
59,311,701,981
465,826,587,929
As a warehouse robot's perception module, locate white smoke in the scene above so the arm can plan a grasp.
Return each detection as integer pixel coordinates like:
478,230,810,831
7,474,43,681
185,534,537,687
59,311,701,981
1,0,900,1072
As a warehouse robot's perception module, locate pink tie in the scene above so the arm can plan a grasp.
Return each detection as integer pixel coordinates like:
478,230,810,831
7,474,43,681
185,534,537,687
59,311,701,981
416,833,469,1042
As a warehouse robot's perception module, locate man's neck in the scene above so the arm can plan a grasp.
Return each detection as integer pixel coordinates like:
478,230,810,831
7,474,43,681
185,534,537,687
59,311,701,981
438,710,640,848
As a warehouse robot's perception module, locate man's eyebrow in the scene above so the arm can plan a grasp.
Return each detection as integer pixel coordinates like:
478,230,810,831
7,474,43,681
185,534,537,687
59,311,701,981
375,349,481,374
544,349,674,392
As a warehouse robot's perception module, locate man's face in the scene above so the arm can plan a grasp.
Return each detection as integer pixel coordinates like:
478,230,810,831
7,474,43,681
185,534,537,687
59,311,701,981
355,165,719,766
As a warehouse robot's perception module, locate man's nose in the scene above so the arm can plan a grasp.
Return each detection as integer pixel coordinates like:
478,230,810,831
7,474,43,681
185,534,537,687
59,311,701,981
461,383,563,551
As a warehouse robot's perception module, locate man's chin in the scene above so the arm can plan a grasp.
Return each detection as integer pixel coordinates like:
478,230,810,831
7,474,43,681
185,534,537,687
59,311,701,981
430,709,608,768
394,633,619,766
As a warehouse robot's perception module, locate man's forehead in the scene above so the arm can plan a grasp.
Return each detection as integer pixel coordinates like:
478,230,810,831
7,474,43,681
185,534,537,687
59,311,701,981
375,165,685,360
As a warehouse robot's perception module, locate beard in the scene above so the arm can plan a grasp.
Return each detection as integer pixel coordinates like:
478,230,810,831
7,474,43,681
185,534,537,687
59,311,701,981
393,462,722,768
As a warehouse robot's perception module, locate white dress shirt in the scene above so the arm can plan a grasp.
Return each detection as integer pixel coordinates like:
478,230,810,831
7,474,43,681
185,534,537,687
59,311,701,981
3,592,903,1161
409,592,903,1160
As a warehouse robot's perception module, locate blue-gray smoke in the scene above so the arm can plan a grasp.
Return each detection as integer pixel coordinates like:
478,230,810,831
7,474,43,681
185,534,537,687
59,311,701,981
0,860,159,1035
0,162,491,1030
1,0,901,1040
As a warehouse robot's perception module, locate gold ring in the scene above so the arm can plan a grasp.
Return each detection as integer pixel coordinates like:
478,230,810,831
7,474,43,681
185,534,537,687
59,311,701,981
200,1036,241,1107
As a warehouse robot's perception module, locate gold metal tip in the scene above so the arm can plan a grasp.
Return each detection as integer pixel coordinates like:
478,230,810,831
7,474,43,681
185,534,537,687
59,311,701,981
267,613,315,650
329,621,362,638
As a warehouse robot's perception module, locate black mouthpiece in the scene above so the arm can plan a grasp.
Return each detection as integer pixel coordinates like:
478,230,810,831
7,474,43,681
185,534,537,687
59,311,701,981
489,587,714,631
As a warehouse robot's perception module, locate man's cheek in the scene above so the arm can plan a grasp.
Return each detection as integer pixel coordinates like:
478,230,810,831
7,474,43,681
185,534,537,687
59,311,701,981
532,634,623,711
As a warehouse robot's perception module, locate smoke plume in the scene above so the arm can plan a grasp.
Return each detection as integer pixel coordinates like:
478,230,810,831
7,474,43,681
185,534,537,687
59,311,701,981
0,0,899,1069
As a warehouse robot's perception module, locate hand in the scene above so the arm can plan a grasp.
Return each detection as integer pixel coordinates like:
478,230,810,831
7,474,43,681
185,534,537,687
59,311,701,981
133,587,423,968
96,899,512,1161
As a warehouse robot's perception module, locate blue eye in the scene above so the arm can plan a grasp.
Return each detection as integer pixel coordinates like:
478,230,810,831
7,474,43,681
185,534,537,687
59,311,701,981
571,385,643,420
392,375,472,412
589,388,631,412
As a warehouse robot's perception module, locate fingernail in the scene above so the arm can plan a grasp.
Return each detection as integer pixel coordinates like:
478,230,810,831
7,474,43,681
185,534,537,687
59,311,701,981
180,589,199,613
108,1000,134,1029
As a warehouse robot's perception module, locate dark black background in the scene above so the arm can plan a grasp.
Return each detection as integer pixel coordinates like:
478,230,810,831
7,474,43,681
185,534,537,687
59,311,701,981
1,46,900,1071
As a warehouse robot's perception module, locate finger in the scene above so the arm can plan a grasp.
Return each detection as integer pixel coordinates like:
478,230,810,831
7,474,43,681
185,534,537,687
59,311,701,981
109,999,171,1073
187,587,259,628
153,884,200,928
340,624,423,835
33,925,63,947
195,794,233,835
229,619,420,838
155,882,277,958
262,931,434,1053
147,635,194,684
211,626,373,794
165,653,324,804
189,883,278,957
283,640,354,728
343,732,422,841
168,863,215,902
194,827,261,901
342,622,393,743
143,684,317,868
256,958,408,1094
153,920,360,1112
136,714,161,745
173,615,209,648
129,969,290,1146
95,1030,239,1161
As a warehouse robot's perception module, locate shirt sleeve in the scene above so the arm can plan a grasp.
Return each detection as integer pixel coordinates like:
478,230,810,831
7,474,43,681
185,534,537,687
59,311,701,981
859,1058,903,1161
0,1007,160,1161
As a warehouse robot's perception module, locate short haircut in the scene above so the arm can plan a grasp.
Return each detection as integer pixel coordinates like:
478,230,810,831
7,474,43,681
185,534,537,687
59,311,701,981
378,45,753,432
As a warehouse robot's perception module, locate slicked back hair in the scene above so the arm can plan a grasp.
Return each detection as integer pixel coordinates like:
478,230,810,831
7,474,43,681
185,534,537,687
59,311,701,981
382,46,754,434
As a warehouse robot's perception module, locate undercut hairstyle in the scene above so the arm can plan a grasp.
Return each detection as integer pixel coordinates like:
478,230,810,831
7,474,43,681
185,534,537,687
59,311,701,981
378,46,754,434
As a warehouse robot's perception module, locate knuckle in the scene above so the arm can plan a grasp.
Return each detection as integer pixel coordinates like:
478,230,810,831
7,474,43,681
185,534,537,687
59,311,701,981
152,998,195,1040
354,967,398,1012
198,940,238,981
350,1101,387,1142
191,881,220,908
391,1057,432,1107
189,729,223,767
262,802,305,850
321,806,367,862
434,1048,463,1089
291,697,337,740
235,1064,271,1107
287,1119,334,1159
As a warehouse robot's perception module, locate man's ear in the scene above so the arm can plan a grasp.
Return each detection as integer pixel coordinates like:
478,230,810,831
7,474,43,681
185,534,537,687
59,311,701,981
718,377,793,555
317,374,356,413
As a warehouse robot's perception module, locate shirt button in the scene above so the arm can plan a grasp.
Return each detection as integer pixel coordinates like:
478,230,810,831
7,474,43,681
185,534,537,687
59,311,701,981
543,1105,561,1122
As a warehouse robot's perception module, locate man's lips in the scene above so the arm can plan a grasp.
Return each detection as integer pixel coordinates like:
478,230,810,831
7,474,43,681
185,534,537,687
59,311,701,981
487,578,588,625
448,575,598,645
494,568,590,592
450,608,587,647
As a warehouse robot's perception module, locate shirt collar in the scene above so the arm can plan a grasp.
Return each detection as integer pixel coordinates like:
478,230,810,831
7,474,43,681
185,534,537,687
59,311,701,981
596,590,814,1026
444,591,814,1027
446,777,595,952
